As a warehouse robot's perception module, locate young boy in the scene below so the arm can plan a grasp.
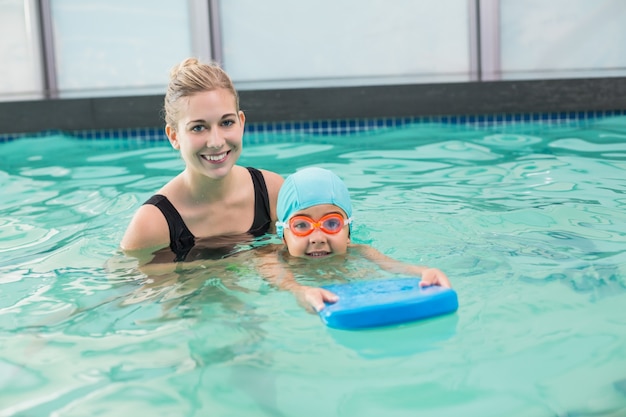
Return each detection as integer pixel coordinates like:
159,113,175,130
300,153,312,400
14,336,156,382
258,167,451,312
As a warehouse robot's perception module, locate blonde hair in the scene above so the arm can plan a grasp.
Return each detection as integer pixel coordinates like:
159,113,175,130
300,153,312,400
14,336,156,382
163,58,239,130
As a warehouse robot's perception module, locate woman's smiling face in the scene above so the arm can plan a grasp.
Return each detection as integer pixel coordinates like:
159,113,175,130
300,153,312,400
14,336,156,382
166,88,245,180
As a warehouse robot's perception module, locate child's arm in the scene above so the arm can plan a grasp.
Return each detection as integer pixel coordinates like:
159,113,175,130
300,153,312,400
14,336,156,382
294,286,339,313
353,244,452,288
255,249,339,312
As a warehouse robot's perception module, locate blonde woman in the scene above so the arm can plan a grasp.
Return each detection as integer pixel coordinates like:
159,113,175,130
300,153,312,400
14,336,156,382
121,58,283,264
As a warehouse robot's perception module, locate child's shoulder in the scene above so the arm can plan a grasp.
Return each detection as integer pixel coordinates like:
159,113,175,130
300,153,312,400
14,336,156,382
349,243,378,255
348,243,389,261
348,243,375,250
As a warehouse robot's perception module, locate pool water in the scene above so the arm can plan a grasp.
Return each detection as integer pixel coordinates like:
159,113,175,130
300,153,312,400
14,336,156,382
1,117,626,417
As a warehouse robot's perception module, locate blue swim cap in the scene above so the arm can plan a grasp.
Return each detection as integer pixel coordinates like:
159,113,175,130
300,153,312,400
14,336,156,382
276,167,353,238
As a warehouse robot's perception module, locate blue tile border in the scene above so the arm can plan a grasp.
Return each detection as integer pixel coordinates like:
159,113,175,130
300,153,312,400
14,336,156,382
0,126,167,144
1,109,625,144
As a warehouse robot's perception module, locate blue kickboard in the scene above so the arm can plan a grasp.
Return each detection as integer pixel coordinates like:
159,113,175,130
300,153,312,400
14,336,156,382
318,278,458,330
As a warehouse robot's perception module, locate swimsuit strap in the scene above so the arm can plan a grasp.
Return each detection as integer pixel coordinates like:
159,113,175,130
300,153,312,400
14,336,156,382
143,194,194,262
246,167,272,236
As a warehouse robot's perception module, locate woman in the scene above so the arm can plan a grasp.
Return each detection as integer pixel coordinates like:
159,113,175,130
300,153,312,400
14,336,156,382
121,58,283,264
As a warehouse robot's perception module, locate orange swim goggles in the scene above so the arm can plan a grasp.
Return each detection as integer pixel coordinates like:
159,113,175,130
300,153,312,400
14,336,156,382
281,213,352,237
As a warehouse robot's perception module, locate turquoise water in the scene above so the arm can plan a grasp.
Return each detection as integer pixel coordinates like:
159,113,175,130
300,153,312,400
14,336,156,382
1,117,626,416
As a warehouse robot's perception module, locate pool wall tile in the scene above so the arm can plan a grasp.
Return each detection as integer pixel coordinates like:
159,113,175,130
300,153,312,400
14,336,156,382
1,110,626,144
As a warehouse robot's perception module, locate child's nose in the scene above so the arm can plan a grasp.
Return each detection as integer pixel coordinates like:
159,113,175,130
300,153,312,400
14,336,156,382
308,228,327,243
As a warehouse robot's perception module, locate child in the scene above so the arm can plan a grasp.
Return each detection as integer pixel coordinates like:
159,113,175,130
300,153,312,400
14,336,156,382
120,58,283,265
258,167,451,312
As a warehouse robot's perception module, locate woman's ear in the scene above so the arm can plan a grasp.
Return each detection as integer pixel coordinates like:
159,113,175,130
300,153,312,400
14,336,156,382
165,125,180,150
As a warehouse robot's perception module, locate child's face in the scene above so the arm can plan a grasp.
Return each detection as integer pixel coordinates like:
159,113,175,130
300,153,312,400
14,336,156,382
283,204,351,258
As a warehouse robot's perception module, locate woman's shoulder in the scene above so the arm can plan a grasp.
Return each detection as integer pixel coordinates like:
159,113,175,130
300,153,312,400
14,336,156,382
120,203,170,251
257,168,284,192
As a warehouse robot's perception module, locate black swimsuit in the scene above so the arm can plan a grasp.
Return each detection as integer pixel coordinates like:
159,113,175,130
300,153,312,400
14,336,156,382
143,167,272,262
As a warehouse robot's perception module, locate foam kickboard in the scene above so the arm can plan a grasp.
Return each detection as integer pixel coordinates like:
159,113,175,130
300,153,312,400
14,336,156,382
318,278,458,330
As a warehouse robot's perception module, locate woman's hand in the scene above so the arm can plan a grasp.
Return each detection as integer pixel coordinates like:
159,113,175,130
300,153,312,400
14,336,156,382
419,268,452,288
